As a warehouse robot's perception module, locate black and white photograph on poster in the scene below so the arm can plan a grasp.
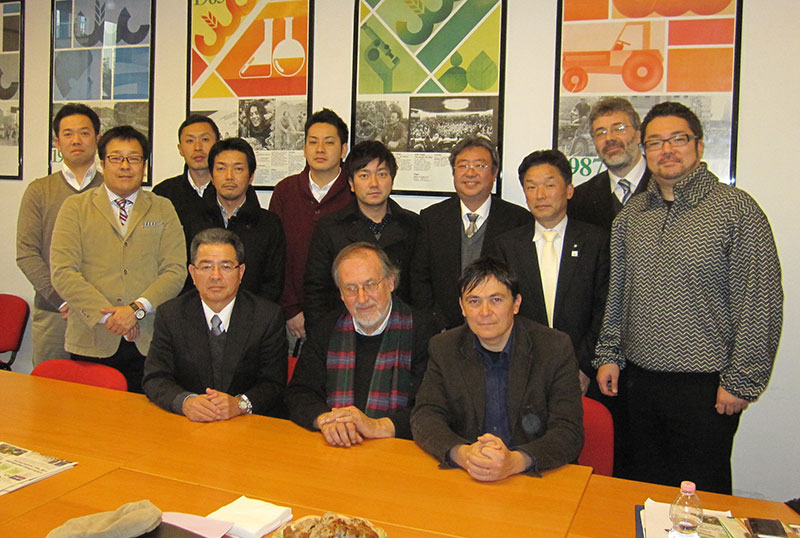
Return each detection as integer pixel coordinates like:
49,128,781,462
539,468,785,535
408,96,498,154
354,100,409,152
0,0,21,178
239,98,275,150
50,0,154,177
558,94,733,186
273,100,306,150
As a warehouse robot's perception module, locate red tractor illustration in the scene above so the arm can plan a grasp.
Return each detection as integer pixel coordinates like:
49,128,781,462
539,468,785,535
562,21,664,93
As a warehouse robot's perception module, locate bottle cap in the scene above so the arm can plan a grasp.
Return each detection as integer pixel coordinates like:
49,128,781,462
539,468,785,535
680,481,696,493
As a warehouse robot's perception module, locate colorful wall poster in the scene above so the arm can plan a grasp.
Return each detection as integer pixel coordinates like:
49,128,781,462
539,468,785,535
50,0,154,179
353,0,506,195
0,1,22,179
190,0,312,188
555,0,741,185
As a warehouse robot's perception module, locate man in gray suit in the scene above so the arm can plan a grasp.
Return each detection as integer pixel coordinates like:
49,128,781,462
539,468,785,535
411,257,583,481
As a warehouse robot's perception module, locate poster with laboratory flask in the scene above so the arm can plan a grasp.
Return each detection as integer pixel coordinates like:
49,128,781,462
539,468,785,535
189,0,312,188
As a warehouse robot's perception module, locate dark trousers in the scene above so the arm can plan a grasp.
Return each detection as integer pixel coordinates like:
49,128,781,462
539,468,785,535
71,339,146,394
626,363,741,494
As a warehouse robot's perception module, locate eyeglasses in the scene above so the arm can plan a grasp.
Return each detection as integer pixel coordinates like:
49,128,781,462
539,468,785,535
105,154,144,165
642,134,698,152
592,123,630,140
340,278,385,297
454,163,490,172
192,262,240,274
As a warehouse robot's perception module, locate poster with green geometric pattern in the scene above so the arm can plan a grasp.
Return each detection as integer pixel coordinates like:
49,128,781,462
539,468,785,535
352,0,505,194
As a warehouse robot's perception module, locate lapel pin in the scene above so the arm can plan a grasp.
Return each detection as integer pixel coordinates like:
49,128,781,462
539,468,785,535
571,244,579,257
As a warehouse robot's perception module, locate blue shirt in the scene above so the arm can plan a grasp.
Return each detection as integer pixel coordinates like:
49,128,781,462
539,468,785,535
474,331,513,448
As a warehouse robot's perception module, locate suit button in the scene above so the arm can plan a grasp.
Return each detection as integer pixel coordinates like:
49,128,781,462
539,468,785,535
117,298,122,303
314,209,320,214
123,269,128,275
123,241,128,246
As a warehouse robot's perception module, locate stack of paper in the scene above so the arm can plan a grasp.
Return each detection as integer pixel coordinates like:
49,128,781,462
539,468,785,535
207,496,292,538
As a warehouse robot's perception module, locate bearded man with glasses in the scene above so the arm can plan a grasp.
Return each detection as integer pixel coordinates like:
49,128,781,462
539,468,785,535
287,242,434,447
593,101,783,494
143,228,287,421
50,125,187,393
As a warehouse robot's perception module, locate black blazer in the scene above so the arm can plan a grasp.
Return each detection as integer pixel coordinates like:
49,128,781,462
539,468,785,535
410,195,532,331
142,289,288,416
303,199,420,330
488,219,609,376
567,168,650,232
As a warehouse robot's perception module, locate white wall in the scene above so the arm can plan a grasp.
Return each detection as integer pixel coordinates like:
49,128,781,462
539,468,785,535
8,0,798,501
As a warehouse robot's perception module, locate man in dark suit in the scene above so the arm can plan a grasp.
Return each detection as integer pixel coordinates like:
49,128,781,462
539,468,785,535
411,257,583,481
411,135,531,331
568,97,650,232
143,228,287,421
489,149,608,397
182,138,286,303
303,140,419,330
152,115,219,224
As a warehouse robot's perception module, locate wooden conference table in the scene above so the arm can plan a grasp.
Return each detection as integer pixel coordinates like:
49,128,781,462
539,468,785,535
1,371,797,537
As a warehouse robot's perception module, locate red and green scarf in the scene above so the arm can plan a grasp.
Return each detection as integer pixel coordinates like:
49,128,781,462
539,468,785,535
326,299,413,418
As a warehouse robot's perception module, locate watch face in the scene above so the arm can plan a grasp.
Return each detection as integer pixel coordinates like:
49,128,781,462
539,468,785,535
135,309,145,320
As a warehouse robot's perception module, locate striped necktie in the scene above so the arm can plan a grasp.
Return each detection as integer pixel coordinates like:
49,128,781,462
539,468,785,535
114,198,131,226
466,213,479,238
618,178,632,204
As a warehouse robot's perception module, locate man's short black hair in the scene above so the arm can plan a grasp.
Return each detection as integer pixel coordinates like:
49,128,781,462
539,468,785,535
208,138,256,177
190,227,245,265
178,114,220,141
517,149,572,186
641,101,704,141
305,108,349,146
458,256,520,298
53,103,100,137
345,140,397,180
98,126,150,160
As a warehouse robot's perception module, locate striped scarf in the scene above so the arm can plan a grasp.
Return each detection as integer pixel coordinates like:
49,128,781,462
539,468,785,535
326,299,413,418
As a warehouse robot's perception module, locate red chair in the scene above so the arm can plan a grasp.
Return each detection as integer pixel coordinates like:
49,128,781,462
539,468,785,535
32,359,128,391
0,294,30,371
578,396,614,476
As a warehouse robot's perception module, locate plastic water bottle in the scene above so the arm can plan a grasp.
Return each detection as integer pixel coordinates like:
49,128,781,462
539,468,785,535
668,481,703,537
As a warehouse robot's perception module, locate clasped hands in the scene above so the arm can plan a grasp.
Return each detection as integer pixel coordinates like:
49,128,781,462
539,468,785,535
102,305,140,341
182,388,243,422
315,406,395,447
450,433,532,482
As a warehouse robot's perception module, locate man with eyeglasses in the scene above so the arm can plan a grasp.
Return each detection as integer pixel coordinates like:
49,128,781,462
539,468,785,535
143,228,287,421
410,135,531,332
568,97,650,232
50,126,187,393
287,242,434,446
17,103,105,367
594,101,783,494
181,137,285,303
303,140,419,331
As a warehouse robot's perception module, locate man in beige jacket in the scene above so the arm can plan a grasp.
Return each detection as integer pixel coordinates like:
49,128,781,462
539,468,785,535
51,126,186,392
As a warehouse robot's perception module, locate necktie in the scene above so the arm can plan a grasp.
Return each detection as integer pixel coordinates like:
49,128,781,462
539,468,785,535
618,178,632,204
211,314,224,336
540,230,559,327
466,213,479,238
114,198,131,226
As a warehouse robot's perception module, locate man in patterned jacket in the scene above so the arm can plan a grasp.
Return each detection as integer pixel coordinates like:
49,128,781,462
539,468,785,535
594,101,782,494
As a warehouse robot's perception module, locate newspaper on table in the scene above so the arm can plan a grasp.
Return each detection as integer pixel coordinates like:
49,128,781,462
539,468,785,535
0,441,77,495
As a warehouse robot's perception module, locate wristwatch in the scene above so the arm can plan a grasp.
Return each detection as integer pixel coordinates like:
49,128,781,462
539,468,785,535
236,394,253,415
129,302,146,320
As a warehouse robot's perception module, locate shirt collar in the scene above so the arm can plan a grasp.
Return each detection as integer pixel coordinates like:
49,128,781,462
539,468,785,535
460,195,492,230
353,298,393,336
472,325,514,362
104,184,139,205
186,170,210,197
608,155,647,192
61,162,98,191
200,296,237,331
533,215,568,242
308,167,340,202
